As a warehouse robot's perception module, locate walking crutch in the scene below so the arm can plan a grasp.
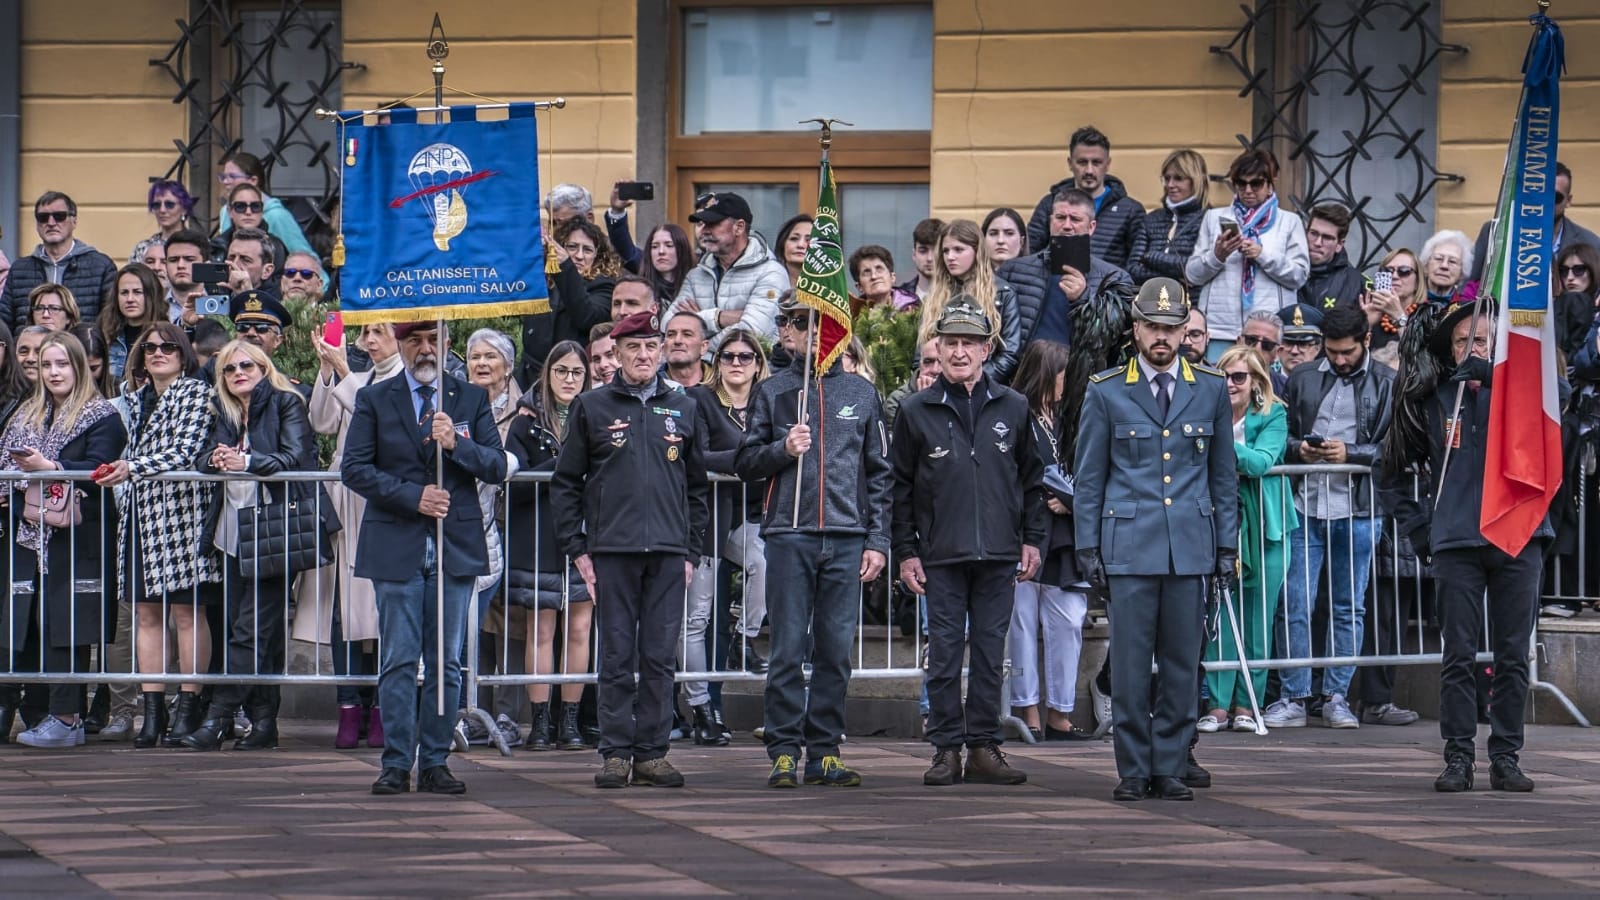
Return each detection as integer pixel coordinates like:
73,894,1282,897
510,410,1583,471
1216,578,1267,735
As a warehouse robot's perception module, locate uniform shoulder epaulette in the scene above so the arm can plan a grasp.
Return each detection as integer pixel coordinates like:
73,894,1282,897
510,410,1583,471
1089,366,1122,384
1191,363,1224,377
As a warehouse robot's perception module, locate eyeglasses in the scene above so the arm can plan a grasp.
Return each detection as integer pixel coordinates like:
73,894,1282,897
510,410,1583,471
230,201,265,214
34,210,71,224
149,199,181,211
1232,177,1269,191
140,341,181,357
1560,264,1590,278
1241,335,1279,352
774,313,809,329
1226,371,1252,385
282,268,318,280
236,323,280,335
1183,329,1208,341
550,366,586,381
32,305,65,315
1381,265,1417,278
222,359,260,376
562,242,595,256
718,351,757,365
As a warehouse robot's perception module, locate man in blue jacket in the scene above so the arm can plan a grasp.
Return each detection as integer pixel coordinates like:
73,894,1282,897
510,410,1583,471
343,321,507,796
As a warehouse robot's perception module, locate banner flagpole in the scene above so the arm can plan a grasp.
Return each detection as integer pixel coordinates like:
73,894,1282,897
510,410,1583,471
429,14,449,720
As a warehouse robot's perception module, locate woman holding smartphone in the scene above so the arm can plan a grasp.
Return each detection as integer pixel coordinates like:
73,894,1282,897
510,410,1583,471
1185,150,1309,361
2,333,127,749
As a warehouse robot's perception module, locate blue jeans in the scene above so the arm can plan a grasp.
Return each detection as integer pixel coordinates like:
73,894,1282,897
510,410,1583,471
1280,515,1380,699
762,532,863,761
373,539,475,772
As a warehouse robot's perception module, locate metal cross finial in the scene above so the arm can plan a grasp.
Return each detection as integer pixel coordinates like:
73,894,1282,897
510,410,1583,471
799,118,854,151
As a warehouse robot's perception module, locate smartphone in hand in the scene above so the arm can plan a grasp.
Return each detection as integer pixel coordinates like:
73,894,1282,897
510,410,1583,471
1303,433,1327,447
323,311,344,347
1219,218,1241,239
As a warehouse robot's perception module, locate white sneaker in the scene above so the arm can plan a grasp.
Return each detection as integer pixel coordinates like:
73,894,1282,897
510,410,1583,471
1196,714,1223,733
17,715,84,749
1090,680,1114,736
1323,694,1360,729
1261,698,1307,728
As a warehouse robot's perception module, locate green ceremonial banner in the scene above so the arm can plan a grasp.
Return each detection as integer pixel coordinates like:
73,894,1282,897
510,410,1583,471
794,159,853,372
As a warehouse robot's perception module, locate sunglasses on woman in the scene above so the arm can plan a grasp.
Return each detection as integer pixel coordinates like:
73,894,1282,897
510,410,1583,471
718,350,757,365
141,341,181,356
1232,177,1269,191
149,199,181,211
1560,263,1590,278
1381,266,1416,278
1226,371,1252,385
222,359,259,376
1241,335,1279,353
230,201,265,214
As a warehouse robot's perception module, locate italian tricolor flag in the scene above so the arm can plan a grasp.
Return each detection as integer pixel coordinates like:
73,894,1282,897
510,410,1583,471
1480,11,1565,558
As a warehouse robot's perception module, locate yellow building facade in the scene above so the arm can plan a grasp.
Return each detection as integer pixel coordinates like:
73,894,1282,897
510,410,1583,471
7,0,1596,274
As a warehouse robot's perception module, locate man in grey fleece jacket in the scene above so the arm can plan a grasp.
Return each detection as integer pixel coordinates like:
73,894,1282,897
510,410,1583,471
736,299,893,789
668,193,788,347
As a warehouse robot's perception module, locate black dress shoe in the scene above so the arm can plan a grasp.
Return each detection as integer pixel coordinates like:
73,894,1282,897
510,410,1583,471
234,718,278,751
371,767,411,795
1182,750,1212,789
1045,724,1097,742
1149,776,1194,800
1113,777,1149,801
418,765,467,795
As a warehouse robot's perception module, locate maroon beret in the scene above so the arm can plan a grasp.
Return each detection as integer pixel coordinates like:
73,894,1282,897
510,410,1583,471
392,321,439,341
611,310,661,342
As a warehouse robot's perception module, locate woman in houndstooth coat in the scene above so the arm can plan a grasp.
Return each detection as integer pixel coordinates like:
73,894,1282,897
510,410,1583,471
96,323,222,748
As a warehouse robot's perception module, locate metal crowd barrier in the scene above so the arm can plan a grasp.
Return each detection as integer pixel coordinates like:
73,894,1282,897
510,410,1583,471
2,463,1592,752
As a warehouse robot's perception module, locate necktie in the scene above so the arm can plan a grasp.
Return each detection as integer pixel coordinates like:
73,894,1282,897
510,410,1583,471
1153,372,1173,421
417,384,436,436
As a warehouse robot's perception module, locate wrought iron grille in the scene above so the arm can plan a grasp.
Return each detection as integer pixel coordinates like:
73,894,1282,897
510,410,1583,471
1211,1,1467,268
149,1,345,237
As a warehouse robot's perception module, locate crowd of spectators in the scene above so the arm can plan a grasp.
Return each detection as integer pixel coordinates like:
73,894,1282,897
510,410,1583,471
1,121,1597,769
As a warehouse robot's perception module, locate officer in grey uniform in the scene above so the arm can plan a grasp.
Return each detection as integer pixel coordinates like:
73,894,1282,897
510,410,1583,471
1072,277,1239,802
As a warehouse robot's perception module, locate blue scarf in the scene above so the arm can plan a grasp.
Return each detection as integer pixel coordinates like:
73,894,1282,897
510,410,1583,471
1232,192,1279,309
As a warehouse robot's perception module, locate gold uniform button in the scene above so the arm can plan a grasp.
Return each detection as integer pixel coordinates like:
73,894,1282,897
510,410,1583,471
1163,475,1172,484
1163,452,1171,461
1164,497,1173,506
1163,429,1171,437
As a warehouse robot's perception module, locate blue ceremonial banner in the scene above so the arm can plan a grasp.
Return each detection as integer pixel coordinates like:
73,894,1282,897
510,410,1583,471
338,103,548,323
1484,12,1564,315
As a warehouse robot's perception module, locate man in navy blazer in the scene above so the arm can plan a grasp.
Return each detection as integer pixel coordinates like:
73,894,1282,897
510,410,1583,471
342,320,507,796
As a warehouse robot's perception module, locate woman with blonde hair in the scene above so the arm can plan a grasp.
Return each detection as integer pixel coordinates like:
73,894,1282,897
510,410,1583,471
918,219,1021,381
2,332,126,748
27,283,80,332
182,339,320,751
1200,345,1296,734
1130,149,1210,286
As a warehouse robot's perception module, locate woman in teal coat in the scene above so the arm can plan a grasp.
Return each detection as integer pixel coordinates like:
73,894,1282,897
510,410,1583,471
1201,345,1296,732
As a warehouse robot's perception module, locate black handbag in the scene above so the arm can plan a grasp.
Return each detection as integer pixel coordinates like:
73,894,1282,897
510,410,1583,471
236,485,339,579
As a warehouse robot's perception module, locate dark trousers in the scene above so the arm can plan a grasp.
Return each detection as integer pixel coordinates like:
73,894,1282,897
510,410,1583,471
923,561,1016,750
1434,543,1541,763
762,532,863,761
593,551,685,762
1107,574,1205,779
330,591,377,708
207,554,289,718
1357,578,1425,708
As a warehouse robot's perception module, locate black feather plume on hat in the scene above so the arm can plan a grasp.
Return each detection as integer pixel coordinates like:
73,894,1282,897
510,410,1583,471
1380,301,1449,477
1061,277,1138,460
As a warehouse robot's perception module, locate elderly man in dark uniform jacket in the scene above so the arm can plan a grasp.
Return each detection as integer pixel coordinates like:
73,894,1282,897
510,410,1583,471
551,310,711,790
1379,302,1545,793
343,321,508,796
893,300,1048,787
1073,277,1239,802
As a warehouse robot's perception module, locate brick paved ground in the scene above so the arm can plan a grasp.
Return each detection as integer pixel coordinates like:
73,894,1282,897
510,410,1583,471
2,720,1598,897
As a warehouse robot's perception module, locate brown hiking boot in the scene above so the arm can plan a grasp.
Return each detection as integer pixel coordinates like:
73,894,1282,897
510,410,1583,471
924,747,963,786
630,756,686,787
594,757,630,789
964,744,1027,785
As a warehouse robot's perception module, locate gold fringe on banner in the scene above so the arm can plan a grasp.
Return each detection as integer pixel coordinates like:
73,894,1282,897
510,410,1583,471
341,298,550,326
1509,310,1545,328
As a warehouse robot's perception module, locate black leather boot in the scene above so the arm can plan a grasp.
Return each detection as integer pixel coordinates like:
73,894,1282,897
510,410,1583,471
234,716,278,750
527,702,553,751
557,702,585,751
162,691,200,748
134,691,168,749
84,685,110,734
180,712,231,751
691,703,728,746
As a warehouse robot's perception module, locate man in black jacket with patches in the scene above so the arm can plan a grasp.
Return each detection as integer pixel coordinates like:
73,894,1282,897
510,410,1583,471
893,301,1046,787
551,310,711,790
1298,202,1365,313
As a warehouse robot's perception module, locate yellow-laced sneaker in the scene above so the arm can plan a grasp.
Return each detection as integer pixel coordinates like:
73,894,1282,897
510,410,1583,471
804,754,861,787
767,753,799,788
